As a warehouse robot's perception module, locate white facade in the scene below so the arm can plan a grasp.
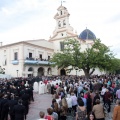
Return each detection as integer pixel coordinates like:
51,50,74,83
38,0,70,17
0,5,104,77
0,40,57,77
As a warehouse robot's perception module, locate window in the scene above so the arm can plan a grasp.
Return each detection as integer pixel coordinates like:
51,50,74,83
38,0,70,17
58,21,61,27
63,20,66,26
39,54,42,60
14,52,18,60
48,56,50,61
29,52,32,58
4,55,7,65
60,42,64,51
61,11,62,15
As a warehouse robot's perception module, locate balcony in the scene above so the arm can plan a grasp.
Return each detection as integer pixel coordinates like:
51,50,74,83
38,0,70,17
12,60,19,65
24,57,53,65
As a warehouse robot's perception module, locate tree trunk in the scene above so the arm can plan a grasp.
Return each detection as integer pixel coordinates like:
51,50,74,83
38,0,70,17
83,69,90,79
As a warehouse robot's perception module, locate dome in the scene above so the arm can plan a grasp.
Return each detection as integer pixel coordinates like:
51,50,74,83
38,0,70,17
79,28,96,40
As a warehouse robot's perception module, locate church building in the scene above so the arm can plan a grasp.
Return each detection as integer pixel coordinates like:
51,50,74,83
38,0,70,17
0,4,101,77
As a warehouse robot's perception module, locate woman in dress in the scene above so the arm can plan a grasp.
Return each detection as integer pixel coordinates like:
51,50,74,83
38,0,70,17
76,99,87,120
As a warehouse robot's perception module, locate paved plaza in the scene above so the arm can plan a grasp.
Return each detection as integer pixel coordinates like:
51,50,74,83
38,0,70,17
27,93,53,120
27,93,113,120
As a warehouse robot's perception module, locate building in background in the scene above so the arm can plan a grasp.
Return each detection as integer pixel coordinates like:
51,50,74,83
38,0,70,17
0,4,103,77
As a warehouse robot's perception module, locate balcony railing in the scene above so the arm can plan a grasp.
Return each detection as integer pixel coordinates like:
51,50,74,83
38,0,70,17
24,57,53,65
12,60,19,65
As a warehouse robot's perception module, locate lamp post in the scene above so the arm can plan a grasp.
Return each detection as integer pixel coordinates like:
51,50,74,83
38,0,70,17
75,67,78,79
16,70,19,77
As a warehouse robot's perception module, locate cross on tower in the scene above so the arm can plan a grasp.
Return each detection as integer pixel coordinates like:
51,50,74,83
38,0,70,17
61,0,65,6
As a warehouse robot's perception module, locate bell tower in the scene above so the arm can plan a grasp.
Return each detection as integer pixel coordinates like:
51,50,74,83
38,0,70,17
49,4,77,42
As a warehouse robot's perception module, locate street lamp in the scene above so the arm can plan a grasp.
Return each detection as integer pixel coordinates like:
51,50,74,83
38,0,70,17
75,67,78,78
16,70,19,77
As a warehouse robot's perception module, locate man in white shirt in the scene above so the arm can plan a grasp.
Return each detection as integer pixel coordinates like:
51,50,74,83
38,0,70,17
101,84,107,103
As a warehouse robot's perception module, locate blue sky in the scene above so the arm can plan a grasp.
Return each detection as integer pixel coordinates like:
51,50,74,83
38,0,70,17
0,0,120,58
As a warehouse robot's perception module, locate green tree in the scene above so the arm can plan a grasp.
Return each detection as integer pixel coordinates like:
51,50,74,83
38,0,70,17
109,58,120,74
0,66,5,74
51,38,115,78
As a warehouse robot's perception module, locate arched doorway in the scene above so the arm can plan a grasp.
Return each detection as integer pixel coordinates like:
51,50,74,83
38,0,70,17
60,69,66,75
38,67,44,76
28,67,33,77
47,67,52,75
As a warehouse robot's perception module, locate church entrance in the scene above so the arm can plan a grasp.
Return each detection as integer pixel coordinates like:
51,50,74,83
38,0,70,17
47,67,52,75
28,67,33,77
38,67,44,76
60,69,66,75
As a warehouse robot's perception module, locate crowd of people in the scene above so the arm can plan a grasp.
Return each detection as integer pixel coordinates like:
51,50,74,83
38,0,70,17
0,74,120,120
0,78,34,120
35,75,120,120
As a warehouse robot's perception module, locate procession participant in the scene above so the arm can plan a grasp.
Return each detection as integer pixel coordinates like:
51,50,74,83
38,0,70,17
33,81,39,93
47,82,51,94
39,81,44,94
21,90,30,118
9,94,17,120
0,94,9,120
51,84,56,98
13,99,26,120
29,84,34,101
25,81,29,87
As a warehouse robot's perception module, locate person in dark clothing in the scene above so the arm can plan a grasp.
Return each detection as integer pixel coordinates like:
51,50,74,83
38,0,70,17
93,92,100,106
9,94,17,120
21,91,30,119
28,85,34,101
0,93,4,119
87,93,92,115
104,89,112,113
13,99,26,120
51,85,56,97
0,94,9,120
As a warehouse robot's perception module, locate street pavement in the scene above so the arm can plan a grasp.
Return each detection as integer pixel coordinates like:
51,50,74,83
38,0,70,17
27,93,53,120
27,93,114,120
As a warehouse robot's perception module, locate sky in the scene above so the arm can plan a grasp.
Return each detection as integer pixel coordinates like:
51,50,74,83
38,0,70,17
0,0,120,58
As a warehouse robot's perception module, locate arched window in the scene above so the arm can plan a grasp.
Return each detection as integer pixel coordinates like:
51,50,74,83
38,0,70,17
28,67,33,71
58,21,61,27
38,67,44,76
63,20,66,26
60,11,62,15
28,67,33,77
